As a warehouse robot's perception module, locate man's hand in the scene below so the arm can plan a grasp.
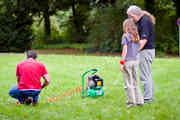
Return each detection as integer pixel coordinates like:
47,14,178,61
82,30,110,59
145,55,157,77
42,75,50,89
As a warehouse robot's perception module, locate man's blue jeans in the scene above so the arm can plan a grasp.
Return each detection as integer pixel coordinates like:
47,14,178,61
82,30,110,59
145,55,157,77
9,86,41,104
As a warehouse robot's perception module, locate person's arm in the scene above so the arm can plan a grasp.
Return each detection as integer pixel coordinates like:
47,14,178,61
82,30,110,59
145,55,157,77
42,75,50,89
41,64,50,89
121,45,127,61
120,45,127,72
17,77,20,83
16,65,20,83
120,34,128,72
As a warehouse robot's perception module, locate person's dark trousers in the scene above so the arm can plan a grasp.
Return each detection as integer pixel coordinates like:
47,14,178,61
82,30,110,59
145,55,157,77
9,86,41,104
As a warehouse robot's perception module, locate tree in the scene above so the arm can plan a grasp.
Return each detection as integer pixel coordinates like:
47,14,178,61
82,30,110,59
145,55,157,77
173,0,180,18
87,0,136,52
69,0,115,43
0,0,34,52
144,0,155,15
22,0,72,43
70,0,90,43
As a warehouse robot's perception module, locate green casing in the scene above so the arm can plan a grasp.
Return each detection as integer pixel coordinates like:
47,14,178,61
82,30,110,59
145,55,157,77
86,88,104,97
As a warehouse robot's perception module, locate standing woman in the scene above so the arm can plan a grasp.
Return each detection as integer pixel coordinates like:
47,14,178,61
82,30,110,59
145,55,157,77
127,5,155,103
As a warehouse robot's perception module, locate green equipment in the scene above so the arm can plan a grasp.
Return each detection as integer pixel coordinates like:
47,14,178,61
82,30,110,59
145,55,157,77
81,69,104,98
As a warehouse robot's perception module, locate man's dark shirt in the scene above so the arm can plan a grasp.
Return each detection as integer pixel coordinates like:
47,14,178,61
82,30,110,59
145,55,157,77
137,15,155,50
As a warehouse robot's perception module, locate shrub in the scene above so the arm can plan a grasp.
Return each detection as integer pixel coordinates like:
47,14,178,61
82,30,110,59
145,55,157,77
0,13,34,52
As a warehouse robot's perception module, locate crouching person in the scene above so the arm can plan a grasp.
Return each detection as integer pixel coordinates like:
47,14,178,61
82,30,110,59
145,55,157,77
9,50,50,105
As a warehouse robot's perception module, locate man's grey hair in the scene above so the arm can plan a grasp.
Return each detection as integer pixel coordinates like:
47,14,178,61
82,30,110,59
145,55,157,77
127,5,143,16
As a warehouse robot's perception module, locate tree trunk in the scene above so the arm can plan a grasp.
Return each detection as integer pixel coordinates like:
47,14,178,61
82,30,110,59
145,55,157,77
43,0,51,43
43,10,51,43
173,0,180,18
72,0,80,42
144,0,155,15
72,0,85,43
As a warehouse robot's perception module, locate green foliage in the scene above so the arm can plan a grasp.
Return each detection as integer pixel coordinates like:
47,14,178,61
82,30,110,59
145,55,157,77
0,0,34,52
155,0,178,54
0,0,179,55
31,17,45,46
32,16,64,46
87,0,138,52
66,0,90,43
87,0,178,54
30,0,75,43
56,9,76,43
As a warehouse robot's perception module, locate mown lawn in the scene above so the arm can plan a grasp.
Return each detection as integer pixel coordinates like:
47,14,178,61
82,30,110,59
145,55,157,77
0,53,180,120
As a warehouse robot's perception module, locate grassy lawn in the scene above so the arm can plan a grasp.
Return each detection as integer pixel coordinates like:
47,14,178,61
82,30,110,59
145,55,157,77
0,53,180,120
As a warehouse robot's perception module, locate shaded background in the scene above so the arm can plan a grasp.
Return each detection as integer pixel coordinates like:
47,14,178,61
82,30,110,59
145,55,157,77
0,0,179,55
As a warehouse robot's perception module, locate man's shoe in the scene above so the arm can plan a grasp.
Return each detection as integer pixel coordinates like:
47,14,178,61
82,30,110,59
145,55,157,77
24,97,32,105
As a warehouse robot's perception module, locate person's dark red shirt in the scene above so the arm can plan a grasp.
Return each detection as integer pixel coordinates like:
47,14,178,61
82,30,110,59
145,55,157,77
16,58,48,90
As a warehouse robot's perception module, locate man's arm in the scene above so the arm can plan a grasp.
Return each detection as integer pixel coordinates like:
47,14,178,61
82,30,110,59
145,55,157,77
139,39,147,51
17,77,20,83
42,75,50,89
16,65,20,83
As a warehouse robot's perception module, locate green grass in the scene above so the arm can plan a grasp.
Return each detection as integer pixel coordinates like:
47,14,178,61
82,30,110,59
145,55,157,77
0,53,180,120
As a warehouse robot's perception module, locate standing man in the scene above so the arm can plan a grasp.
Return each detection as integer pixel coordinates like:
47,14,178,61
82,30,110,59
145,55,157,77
9,50,50,105
126,5,155,103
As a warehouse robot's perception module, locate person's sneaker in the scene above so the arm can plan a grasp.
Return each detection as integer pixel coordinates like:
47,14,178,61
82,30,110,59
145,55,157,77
144,99,153,104
24,97,32,105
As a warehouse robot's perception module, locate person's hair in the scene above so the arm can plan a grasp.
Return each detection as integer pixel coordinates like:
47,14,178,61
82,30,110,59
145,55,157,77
123,18,139,43
127,5,155,24
127,5,143,17
27,50,37,59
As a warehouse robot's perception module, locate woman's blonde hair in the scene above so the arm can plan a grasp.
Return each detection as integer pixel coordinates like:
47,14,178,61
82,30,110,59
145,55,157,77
123,18,139,43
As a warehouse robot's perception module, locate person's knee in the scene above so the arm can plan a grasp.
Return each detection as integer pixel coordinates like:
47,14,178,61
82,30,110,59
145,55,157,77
9,92,13,97
9,89,15,97
9,86,20,98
